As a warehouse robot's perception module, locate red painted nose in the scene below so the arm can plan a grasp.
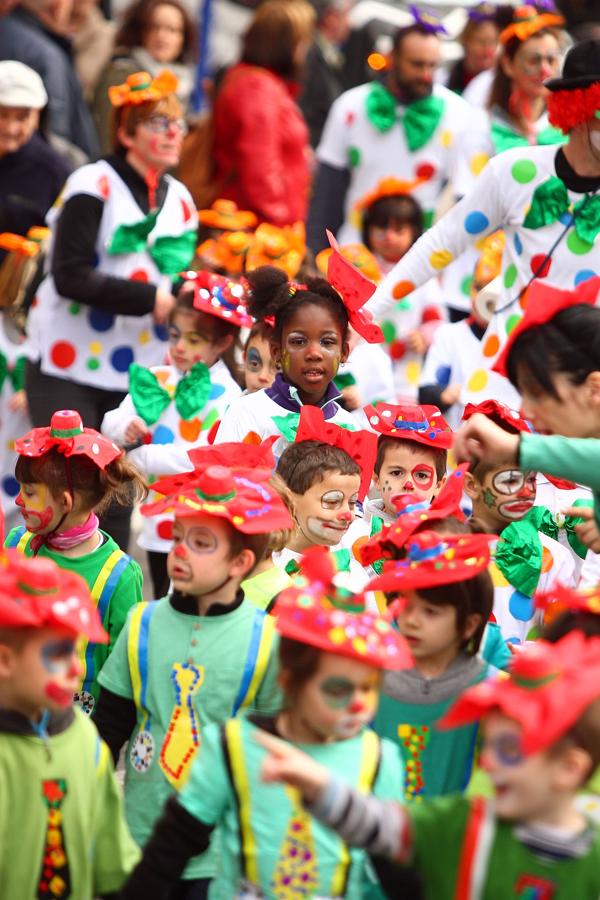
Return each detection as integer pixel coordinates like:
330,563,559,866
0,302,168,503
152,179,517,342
15,493,24,508
338,511,353,523
348,700,364,714
174,544,187,559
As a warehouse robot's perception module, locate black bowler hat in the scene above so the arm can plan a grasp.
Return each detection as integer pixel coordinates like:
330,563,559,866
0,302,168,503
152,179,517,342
546,39,600,91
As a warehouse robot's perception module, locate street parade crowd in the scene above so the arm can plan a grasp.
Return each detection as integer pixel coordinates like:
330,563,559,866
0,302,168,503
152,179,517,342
0,0,600,896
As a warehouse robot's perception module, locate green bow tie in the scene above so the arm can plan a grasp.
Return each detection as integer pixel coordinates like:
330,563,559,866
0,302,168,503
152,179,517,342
523,176,600,246
334,372,357,391
129,362,213,425
494,506,556,597
285,547,352,577
536,498,595,560
107,211,197,274
365,82,445,151
490,121,566,156
272,411,355,443
0,353,25,394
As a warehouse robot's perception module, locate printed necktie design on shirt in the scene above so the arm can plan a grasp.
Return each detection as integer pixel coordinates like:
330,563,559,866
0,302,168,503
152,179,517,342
159,662,204,788
37,779,71,899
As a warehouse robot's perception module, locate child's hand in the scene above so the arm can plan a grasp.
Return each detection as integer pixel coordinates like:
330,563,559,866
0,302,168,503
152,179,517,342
255,729,329,803
405,330,427,355
8,389,27,414
153,288,176,324
124,417,149,446
563,505,600,553
440,383,461,407
454,413,520,465
342,385,362,411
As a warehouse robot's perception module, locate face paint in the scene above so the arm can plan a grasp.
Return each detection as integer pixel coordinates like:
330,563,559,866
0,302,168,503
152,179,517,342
45,681,76,707
491,469,536,521
321,490,345,510
320,676,355,709
483,487,497,509
484,733,525,767
41,639,77,675
245,347,263,370
332,713,370,739
16,484,56,533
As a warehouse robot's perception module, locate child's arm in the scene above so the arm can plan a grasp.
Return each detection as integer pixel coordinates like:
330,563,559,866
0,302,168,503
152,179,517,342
92,687,138,765
257,730,412,863
101,395,149,449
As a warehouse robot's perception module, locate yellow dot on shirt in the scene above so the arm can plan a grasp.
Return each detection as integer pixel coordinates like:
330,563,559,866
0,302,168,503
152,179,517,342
470,153,489,176
440,129,453,148
405,361,421,385
89,341,102,354
467,369,488,392
350,208,362,230
489,562,509,588
430,249,453,269
138,330,150,345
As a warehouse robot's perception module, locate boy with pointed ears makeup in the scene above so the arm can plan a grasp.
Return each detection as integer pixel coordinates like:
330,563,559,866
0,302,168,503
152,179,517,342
0,552,139,897
93,443,294,896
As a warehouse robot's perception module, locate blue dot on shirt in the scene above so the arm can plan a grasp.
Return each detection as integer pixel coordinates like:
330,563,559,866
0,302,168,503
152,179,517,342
88,309,115,332
464,211,489,235
110,346,134,373
2,476,20,498
574,269,596,286
152,425,175,444
508,589,534,623
153,323,169,342
513,233,523,256
209,383,225,400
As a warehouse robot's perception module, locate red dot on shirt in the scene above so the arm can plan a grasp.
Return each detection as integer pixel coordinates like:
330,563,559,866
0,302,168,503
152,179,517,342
50,341,76,369
415,162,435,181
130,269,150,282
157,520,173,540
530,254,552,278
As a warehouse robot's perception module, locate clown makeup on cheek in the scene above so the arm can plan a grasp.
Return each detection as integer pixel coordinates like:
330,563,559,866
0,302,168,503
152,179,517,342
320,676,355,709
42,638,78,675
15,484,56,533
246,347,263,370
42,638,81,707
492,469,536,521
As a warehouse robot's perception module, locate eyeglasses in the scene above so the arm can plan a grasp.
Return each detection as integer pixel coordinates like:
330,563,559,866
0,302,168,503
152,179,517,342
142,115,188,136
518,51,561,74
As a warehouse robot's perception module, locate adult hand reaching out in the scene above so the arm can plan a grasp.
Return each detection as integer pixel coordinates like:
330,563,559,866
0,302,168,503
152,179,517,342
453,413,520,465
153,288,176,324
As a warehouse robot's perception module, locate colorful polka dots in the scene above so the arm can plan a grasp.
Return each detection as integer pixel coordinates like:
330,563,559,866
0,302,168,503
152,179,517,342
567,231,593,255
506,314,521,335
503,264,517,288
530,254,551,277
415,162,435,181
110,346,134,373
157,519,173,540
435,364,451,387
154,324,169,342
467,369,488,392
348,146,361,167
50,341,76,369
460,275,473,298
209,384,226,401
482,334,500,357
152,425,175,444
179,418,201,442
1,475,19,497
575,269,597,285
513,233,523,255
405,361,421,386
511,159,537,184
138,330,150,345
464,211,489,235
392,280,415,300
86,358,101,371
129,269,149,282
88,309,115,332
508,589,534,623
381,320,396,343
439,129,453,148
89,341,102,354
470,153,488,176
68,303,80,315
429,249,453,270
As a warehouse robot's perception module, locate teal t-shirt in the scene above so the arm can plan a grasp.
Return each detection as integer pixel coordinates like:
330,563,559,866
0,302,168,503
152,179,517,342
179,715,403,898
97,596,281,879
5,525,143,709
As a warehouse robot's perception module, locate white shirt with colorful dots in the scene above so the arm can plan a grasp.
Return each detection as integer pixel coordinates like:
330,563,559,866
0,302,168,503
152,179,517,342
102,359,241,553
368,145,600,378
0,315,32,532
35,160,197,391
317,82,477,245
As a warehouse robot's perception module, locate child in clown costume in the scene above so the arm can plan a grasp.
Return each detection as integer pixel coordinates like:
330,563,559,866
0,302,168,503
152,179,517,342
5,410,144,715
258,632,600,900
93,445,293,896
214,239,385,458
118,546,412,899
102,275,244,597
0,552,140,897
463,400,575,644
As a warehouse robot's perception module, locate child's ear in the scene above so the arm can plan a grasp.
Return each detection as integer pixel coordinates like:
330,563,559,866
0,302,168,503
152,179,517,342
554,744,594,792
59,491,73,514
229,548,256,580
463,471,480,501
0,643,16,679
216,333,234,354
586,371,600,406
341,341,350,364
463,612,482,645
432,474,446,498
270,341,282,367
372,471,381,492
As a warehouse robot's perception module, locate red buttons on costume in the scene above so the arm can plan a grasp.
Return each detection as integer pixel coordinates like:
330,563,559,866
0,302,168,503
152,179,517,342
50,341,76,369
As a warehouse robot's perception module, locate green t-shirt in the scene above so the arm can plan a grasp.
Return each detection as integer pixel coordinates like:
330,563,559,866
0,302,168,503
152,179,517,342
410,795,600,899
98,596,282,879
5,526,143,709
241,564,292,611
0,708,139,897
179,715,403,898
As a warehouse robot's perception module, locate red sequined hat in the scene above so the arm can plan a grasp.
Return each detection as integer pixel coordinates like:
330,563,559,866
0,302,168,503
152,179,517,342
325,230,384,344
367,530,494,593
0,551,107,642
16,410,122,470
535,582,600,620
493,276,600,377
360,464,468,566
439,632,600,754
365,402,453,450
273,546,413,670
142,456,293,535
295,406,378,501
181,270,254,328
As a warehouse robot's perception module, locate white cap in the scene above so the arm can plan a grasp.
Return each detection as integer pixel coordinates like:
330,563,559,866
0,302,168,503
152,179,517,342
0,61,48,110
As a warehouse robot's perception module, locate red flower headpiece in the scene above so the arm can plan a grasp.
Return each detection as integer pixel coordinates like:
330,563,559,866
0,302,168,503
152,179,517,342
493,275,600,377
0,551,107,642
16,410,122,470
360,464,468,566
547,82,600,134
365,402,453,450
295,406,378,501
499,5,564,44
326,230,384,344
273,546,413,670
439,632,600,754
535,582,600,621
367,530,494,593
181,270,254,328
108,69,178,107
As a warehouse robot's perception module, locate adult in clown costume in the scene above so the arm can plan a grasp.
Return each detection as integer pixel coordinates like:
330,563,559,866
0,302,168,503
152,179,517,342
25,69,197,547
306,9,475,252
367,39,600,407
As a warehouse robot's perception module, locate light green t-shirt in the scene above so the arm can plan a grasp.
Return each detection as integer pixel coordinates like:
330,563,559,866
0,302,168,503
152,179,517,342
241,564,292,610
98,596,281,879
180,715,404,898
0,708,139,897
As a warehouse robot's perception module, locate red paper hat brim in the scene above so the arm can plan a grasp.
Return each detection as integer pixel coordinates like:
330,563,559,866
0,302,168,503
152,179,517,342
191,293,254,329
462,399,530,434
535,582,600,616
15,427,122,469
365,403,454,449
326,230,384,344
493,276,600,377
187,437,277,473
142,486,293,535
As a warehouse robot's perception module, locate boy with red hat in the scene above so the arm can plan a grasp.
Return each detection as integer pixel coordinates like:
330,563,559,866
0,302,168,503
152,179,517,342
93,443,294,896
258,631,600,899
0,552,139,896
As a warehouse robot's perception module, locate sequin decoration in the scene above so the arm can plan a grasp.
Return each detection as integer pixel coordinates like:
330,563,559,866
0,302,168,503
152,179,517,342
398,723,430,802
270,787,319,897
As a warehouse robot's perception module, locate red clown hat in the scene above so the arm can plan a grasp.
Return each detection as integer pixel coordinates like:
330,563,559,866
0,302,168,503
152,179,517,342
493,276,600,377
462,399,530,434
361,464,468,566
326,230,384,344
295,406,377,501
16,410,122,469
365,402,453,450
181,270,254,328
0,551,107,643
273,546,413,670
535,582,600,619
367,530,494,593
439,632,600,754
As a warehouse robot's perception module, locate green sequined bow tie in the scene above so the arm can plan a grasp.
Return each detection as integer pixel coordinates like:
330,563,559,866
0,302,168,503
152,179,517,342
536,499,595,560
523,176,600,245
272,412,354,443
365,82,445,151
129,362,212,425
106,210,197,274
495,505,556,597
0,353,26,394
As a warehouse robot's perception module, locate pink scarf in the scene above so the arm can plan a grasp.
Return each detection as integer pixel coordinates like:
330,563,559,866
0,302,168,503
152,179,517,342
31,513,100,555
